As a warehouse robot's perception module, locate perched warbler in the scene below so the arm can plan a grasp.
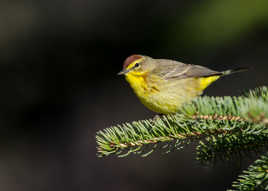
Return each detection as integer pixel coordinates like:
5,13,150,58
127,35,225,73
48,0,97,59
118,55,245,114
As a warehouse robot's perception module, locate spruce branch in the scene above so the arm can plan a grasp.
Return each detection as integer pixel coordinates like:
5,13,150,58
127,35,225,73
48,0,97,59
228,152,268,191
197,129,268,164
96,114,233,157
96,86,268,158
96,86,268,190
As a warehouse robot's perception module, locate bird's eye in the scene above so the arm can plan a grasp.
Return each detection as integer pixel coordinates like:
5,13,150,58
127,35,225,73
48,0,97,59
135,63,140,68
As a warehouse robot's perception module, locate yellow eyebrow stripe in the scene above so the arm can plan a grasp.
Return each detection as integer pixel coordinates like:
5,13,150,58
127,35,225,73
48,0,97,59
125,58,145,71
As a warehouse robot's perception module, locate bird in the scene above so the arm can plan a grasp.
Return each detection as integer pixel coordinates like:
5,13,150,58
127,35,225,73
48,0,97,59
118,54,246,114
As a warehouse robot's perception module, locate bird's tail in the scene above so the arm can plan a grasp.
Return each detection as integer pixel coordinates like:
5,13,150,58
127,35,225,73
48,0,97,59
221,67,248,76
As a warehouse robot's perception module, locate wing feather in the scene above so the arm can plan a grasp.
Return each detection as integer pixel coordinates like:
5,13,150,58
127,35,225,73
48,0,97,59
151,59,222,80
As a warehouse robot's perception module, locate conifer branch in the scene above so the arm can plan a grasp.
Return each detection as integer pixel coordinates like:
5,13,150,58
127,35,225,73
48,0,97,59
96,86,268,158
228,153,268,191
96,115,245,157
197,131,268,164
96,86,268,190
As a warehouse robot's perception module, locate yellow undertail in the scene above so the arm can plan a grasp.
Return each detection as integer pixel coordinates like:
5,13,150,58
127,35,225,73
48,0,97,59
198,75,220,91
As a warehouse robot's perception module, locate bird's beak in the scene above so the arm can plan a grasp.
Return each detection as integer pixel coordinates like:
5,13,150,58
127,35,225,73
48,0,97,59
117,69,130,75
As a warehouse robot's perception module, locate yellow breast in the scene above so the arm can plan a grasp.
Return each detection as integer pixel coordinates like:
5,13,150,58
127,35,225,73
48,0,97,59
125,73,181,114
125,73,220,114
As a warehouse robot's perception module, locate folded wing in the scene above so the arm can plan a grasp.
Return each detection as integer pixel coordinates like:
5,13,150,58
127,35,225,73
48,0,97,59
151,59,222,80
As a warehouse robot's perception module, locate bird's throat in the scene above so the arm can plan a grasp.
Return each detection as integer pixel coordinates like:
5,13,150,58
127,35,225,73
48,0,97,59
125,73,148,96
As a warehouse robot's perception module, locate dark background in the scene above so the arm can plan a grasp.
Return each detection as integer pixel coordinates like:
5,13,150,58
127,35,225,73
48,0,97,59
1,1,267,191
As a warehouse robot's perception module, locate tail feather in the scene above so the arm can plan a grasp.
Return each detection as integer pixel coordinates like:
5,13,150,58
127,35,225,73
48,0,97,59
221,67,248,76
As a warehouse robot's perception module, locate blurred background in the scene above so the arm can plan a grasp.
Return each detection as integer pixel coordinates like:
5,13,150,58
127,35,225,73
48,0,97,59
0,0,267,190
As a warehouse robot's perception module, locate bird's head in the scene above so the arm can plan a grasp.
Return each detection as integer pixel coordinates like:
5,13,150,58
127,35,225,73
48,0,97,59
118,55,154,76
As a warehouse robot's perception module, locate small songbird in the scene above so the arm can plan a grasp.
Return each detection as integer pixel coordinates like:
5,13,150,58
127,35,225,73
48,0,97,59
118,55,246,114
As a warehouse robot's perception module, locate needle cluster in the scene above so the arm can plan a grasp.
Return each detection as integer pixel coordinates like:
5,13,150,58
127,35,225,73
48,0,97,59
96,86,268,190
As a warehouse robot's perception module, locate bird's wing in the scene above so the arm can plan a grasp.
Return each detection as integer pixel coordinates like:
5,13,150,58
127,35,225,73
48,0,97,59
152,59,222,80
